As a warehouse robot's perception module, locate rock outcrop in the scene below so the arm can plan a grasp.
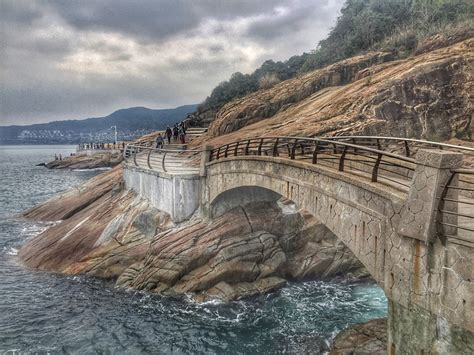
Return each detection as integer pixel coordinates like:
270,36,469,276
23,166,123,221
330,318,387,354
116,201,367,302
207,51,395,137
19,168,367,301
45,151,123,170
197,37,472,148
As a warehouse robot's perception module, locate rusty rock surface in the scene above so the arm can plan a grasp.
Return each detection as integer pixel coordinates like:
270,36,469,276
197,38,472,147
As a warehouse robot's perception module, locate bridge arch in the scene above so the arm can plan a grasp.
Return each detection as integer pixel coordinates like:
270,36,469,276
210,185,282,218
204,156,405,288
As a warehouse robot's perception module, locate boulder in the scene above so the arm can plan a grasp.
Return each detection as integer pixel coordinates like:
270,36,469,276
330,318,387,355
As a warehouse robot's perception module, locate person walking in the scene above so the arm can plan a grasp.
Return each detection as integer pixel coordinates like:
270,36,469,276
173,125,179,142
165,126,172,144
179,126,186,144
155,133,164,149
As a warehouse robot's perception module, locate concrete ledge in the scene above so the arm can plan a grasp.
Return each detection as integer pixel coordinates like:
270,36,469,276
123,165,201,223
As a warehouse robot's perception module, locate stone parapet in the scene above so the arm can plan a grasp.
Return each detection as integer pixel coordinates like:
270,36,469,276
398,149,463,243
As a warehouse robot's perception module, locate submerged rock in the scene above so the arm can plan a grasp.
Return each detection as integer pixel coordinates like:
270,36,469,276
330,318,387,354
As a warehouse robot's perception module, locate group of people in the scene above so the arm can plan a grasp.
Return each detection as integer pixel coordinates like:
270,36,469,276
155,121,187,148
78,142,126,151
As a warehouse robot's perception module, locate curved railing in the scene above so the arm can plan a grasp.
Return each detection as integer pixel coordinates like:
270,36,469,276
123,144,201,173
208,136,474,245
325,136,474,158
209,136,418,191
437,168,474,246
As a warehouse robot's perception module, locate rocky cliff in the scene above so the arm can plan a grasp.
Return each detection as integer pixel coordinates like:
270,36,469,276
195,37,472,148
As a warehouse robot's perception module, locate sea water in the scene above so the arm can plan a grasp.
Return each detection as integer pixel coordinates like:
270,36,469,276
0,145,387,354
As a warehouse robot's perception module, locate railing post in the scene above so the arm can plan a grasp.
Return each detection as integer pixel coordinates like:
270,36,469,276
290,139,298,160
371,153,382,182
272,138,279,157
257,138,264,155
398,149,463,243
404,140,410,157
133,147,138,167
161,152,167,172
339,145,348,171
216,147,221,160
147,149,152,169
234,141,240,156
312,142,319,164
200,145,213,177
224,144,229,158
245,139,250,155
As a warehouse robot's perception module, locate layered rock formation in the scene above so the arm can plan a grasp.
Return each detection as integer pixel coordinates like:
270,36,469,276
45,151,123,170
19,170,367,301
195,37,472,149
117,201,367,302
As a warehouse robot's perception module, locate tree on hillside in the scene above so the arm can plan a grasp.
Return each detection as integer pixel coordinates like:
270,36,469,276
258,73,281,90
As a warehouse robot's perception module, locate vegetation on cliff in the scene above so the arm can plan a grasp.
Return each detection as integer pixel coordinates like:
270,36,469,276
189,0,473,126
197,37,472,142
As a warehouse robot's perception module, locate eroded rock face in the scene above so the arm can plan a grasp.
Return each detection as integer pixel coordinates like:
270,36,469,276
207,52,395,137
116,201,368,302
19,188,173,276
196,38,473,148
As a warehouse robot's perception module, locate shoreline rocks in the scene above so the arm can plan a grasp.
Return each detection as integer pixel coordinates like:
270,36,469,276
19,168,370,302
45,151,123,170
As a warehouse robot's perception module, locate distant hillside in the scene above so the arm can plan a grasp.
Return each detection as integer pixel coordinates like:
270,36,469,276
0,105,197,144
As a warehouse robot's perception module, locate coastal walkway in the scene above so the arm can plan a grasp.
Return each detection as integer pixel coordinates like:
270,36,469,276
123,135,474,353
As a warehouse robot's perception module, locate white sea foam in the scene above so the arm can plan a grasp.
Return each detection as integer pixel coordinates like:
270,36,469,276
6,247,18,256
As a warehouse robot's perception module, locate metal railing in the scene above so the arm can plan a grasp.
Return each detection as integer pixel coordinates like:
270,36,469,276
208,136,474,244
326,136,474,164
209,136,417,191
437,168,474,246
123,144,201,173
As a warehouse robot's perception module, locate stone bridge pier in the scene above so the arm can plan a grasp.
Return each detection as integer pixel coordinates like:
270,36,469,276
200,149,473,354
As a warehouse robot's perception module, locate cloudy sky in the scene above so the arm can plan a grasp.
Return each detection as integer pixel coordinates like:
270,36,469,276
0,0,344,125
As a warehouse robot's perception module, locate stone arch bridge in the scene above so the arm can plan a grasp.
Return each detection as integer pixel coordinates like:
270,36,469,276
123,136,474,354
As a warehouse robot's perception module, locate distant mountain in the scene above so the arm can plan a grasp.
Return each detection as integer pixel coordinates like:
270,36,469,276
0,105,198,144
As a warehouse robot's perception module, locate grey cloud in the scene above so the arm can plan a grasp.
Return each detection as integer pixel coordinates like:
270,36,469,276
247,1,339,42
0,0,343,125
